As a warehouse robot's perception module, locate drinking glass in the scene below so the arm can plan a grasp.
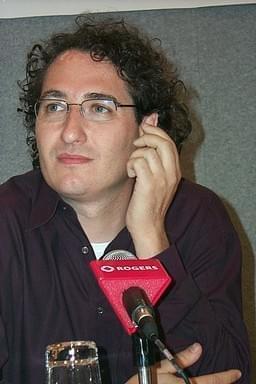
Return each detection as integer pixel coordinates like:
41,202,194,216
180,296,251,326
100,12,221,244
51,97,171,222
45,340,102,384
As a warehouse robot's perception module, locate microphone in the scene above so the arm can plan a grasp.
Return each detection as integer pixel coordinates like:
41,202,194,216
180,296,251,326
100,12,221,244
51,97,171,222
122,286,159,340
90,250,172,335
90,250,191,384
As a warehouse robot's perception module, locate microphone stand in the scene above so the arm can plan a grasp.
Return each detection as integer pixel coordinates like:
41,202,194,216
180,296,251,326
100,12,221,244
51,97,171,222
132,333,154,384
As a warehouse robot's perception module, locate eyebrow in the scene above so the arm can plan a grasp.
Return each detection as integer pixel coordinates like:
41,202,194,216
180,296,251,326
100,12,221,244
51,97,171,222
40,90,65,99
40,90,118,102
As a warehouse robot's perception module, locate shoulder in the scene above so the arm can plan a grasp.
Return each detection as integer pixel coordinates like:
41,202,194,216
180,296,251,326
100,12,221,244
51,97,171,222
178,178,220,200
177,178,229,214
0,169,42,219
168,178,236,237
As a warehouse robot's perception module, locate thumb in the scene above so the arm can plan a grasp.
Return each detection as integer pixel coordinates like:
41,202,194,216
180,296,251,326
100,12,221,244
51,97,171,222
157,343,202,374
175,343,202,369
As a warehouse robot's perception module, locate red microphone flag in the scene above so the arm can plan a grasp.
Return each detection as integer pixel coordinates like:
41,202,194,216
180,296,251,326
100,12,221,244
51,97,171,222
90,259,172,335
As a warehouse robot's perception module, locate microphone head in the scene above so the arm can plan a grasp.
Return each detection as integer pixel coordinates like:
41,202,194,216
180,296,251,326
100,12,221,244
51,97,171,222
102,249,137,261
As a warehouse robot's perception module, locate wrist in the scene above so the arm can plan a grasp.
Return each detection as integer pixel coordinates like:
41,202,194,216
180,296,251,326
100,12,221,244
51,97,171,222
131,226,170,259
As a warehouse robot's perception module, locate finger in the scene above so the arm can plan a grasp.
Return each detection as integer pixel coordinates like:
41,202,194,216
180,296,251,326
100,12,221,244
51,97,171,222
190,369,242,384
157,344,203,374
135,127,173,149
175,343,203,369
134,126,180,176
125,374,139,384
127,157,154,185
152,372,184,384
141,113,159,132
129,147,164,175
134,135,180,178
139,121,170,141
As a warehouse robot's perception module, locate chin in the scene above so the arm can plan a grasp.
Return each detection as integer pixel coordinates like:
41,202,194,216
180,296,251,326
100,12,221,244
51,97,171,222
59,180,88,197
48,174,88,199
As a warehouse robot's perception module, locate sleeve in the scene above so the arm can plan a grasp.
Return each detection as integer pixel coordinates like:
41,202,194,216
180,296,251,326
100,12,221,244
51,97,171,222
155,192,251,383
0,207,24,383
0,320,9,383
0,211,10,381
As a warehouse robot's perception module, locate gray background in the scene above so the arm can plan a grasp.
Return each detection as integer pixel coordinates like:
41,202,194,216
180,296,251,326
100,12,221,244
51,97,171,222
0,4,255,380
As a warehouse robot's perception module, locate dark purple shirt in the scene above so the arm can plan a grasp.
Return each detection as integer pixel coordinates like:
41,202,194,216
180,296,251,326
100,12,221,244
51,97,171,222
0,170,250,383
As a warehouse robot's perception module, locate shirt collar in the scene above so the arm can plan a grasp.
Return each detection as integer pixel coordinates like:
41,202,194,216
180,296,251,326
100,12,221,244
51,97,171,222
28,170,136,258
29,170,60,230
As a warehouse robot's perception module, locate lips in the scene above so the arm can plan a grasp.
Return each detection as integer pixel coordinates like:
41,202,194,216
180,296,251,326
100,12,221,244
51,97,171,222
57,153,92,165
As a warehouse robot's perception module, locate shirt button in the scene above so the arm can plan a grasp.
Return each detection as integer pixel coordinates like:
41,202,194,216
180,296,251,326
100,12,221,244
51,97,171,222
97,306,104,315
81,246,89,254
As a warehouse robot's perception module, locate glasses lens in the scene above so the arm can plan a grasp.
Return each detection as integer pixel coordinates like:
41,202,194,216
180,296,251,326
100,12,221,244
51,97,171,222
82,99,117,121
35,100,67,121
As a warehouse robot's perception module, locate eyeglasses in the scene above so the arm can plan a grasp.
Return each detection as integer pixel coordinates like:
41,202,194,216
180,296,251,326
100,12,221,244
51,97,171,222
34,98,135,123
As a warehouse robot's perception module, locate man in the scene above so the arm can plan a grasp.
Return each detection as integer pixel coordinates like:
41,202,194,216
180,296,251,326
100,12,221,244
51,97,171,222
0,15,250,383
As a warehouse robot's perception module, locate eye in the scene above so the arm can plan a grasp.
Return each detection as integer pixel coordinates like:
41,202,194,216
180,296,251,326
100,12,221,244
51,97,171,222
43,100,66,114
84,99,116,115
95,105,109,113
92,102,114,114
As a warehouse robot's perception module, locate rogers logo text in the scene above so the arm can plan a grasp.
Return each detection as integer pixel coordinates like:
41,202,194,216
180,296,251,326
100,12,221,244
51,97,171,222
100,265,159,272
101,265,115,273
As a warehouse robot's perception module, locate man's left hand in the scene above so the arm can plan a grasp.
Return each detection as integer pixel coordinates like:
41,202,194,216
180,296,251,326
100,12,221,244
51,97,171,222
126,115,181,259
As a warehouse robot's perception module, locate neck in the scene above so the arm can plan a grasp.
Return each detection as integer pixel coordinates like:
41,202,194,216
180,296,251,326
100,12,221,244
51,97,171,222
62,182,133,243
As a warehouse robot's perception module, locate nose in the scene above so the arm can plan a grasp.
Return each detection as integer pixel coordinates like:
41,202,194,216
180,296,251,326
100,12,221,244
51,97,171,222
61,105,87,144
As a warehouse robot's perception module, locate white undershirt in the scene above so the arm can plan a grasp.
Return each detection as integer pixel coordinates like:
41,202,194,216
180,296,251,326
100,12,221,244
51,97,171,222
91,241,111,259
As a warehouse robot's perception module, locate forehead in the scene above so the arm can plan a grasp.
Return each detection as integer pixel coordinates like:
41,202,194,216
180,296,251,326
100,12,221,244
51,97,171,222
41,50,131,101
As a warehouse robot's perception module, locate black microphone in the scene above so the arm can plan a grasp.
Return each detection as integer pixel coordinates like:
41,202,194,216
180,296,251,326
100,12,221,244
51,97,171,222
123,286,191,384
122,286,159,340
91,250,190,384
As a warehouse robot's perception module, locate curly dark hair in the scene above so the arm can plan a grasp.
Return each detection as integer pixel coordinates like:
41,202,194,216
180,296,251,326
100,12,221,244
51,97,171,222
19,14,192,168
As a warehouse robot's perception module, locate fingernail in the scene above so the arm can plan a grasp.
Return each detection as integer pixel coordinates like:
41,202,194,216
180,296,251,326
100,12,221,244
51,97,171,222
189,343,201,352
236,371,242,379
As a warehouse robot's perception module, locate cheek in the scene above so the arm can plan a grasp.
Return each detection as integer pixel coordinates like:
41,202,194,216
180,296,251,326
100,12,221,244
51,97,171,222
35,123,45,145
111,133,137,161
96,120,138,154
117,121,139,151
35,126,55,163
36,124,56,149
35,126,43,154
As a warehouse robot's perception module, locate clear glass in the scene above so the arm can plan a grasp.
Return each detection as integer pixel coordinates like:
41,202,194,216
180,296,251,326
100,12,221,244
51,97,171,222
45,340,102,384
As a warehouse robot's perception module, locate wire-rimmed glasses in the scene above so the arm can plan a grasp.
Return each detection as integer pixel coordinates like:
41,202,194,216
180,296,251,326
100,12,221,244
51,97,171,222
34,98,135,123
